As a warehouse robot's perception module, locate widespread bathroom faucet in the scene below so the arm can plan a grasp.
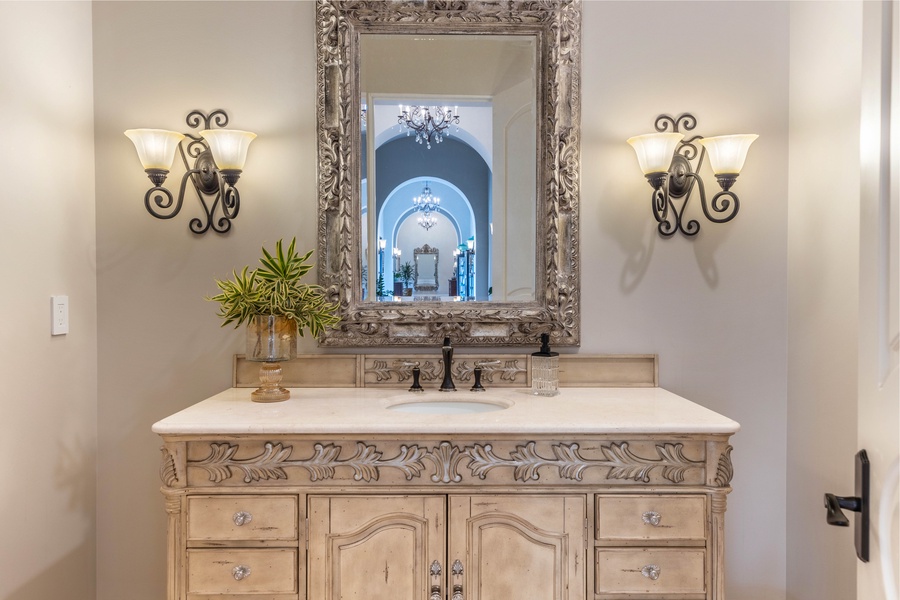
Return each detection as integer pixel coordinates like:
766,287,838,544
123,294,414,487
439,336,457,392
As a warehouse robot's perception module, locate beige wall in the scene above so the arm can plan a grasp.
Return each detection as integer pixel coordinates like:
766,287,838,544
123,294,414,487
0,2,98,599
786,3,862,598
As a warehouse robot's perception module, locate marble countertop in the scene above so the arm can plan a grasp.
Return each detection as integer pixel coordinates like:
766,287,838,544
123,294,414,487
152,387,740,436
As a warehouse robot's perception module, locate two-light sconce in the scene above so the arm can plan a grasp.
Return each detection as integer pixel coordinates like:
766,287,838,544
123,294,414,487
125,109,255,235
628,113,757,237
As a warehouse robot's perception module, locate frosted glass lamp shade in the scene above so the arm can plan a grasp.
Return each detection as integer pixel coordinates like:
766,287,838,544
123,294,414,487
199,129,257,170
627,132,684,174
124,129,185,170
698,134,758,175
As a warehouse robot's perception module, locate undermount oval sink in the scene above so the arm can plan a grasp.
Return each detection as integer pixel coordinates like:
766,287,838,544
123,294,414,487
387,399,510,415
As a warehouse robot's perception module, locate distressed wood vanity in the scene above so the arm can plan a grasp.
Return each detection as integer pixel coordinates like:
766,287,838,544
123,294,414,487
153,355,738,600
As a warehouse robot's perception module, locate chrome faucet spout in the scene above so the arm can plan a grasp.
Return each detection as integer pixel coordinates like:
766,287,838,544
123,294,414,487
439,336,457,392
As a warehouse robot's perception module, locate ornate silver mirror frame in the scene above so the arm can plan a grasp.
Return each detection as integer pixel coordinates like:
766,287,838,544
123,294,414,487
413,244,439,293
315,0,581,347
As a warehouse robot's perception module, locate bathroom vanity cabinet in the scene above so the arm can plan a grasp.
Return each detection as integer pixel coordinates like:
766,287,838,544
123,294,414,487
153,387,738,600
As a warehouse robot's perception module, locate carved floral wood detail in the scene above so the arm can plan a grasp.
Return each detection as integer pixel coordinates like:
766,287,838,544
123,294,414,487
714,445,734,487
181,440,705,486
367,359,526,384
160,447,178,487
466,441,703,484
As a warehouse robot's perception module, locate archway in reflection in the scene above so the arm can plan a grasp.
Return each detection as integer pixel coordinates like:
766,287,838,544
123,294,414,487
378,177,476,298
373,136,490,299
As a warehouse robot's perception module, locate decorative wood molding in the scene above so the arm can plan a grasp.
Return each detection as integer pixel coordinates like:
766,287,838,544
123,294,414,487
160,447,179,487
711,491,728,514
234,353,657,388
714,445,734,487
465,442,703,484
184,439,705,487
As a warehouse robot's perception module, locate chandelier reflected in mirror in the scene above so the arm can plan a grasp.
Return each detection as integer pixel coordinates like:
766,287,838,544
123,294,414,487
412,182,440,231
417,213,438,231
398,105,460,149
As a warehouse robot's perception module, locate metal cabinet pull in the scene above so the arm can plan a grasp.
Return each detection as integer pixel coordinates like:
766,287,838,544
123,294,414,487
451,559,464,600
232,565,251,581
429,560,442,600
640,564,660,580
642,511,661,526
233,511,253,526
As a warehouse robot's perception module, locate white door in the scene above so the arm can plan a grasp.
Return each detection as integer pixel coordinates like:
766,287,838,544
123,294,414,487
858,2,900,599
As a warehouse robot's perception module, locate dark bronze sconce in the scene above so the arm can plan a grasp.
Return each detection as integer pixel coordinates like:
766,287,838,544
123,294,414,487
628,113,757,238
125,109,256,235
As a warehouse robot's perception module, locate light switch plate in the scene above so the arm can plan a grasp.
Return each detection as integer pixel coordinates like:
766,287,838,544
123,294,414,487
51,295,69,335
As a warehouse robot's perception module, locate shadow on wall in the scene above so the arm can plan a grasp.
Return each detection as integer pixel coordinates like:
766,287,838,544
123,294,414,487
4,541,95,600
3,433,99,599
56,434,97,515
600,158,728,292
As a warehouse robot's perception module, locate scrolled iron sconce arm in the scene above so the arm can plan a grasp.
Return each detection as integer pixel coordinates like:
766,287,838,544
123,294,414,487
126,109,255,235
629,113,756,238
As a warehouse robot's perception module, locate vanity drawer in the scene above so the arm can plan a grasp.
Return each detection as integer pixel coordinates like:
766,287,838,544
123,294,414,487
187,548,298,595
596,495,706,542
595,548,706,595
187,495,298,542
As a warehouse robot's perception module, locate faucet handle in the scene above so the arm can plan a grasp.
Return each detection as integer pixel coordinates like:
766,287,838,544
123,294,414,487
395,361,424,392
471,360,500,392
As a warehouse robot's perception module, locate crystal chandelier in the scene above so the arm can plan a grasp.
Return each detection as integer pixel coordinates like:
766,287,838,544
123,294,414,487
412,182,440,231
417,213,438,231
398,105,460,149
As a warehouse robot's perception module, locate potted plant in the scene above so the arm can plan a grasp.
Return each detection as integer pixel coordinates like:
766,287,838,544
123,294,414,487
399,261,415,296
208,238,340,402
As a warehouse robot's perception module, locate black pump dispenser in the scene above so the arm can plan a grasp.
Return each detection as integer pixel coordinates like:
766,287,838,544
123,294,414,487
532,333,559,358
531,333,559,396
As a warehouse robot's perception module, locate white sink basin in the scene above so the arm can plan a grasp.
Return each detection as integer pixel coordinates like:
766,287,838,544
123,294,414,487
387,399,510,415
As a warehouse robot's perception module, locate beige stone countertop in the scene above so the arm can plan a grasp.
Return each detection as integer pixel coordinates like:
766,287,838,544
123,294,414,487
152,387,740,436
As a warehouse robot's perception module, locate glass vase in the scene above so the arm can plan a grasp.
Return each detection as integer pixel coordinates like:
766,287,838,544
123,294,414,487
246,315,297,402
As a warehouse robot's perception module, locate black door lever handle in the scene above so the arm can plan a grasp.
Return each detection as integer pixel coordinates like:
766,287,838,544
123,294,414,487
823,492,861,526
822,449,869,562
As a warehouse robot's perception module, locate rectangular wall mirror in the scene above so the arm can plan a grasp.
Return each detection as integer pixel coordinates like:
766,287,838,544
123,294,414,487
316,0,581,347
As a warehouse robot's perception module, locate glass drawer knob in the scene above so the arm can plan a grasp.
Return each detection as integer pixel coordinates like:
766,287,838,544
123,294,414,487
642,511,661,526
641,564,660,580
233,511,253,526
232,565,251,581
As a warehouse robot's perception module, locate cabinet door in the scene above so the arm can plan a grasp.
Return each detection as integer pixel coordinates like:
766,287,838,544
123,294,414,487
308,495,445,600
448,495,586,600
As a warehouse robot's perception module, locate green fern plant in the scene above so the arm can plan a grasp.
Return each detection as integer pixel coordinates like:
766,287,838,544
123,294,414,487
208,238,340,337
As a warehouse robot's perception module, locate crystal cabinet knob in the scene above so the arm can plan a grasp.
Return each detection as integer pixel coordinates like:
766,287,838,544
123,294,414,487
642,511,661,526
232,565,251,581
641,564,660,580
233,511,253,526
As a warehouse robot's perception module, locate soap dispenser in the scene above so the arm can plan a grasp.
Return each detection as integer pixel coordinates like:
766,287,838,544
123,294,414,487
531,333,559,396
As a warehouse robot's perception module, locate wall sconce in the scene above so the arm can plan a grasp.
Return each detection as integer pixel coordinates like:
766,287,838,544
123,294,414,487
627,113,757,237
125,109,256,235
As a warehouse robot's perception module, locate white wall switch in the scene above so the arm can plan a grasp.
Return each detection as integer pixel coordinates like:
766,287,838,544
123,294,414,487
51,295,69,335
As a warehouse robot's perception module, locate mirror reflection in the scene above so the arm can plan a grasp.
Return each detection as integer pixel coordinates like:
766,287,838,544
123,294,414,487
315,0,581,347
360,34,537,302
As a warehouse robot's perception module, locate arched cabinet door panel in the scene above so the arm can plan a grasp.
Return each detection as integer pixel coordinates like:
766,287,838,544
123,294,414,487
448,495,587,600
307,495,446,600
